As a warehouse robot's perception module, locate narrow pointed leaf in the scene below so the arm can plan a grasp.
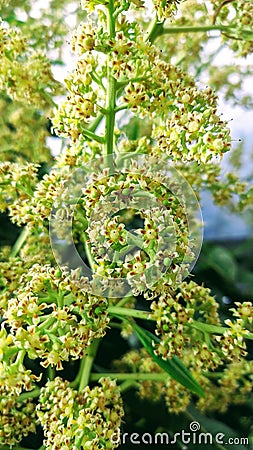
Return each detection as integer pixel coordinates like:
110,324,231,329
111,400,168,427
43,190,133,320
132,323,205,398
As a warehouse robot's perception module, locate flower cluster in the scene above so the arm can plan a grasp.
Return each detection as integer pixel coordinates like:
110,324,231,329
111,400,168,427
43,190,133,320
154,0,208,68
155,0,253,108
0,161,39,216
0,0,253,446
0,0,70,54
72,22,96,54
229,301,253,330
0,21,61,107
6,167,72,227
114,344,253,414
0,387,36,447
196,359,253,413
212,0,253,56
0,328,39,446
80,164,193,294
165,377,191,413
150,281,221,362
0,360,40,397
20,231,55,265
52,39,102,141
114,348,165,402
119,349,190,414
0,18,26,56
0,258,25,312
114,336,253,414
121,56,230,164
37,376,124,449
0,96,52,164
151,83,230,164
152,0,182,21
0,231,56,316
2,263,109,370
52,91,97,141
50,7,231,166
0,1,73,169
150,280,251,366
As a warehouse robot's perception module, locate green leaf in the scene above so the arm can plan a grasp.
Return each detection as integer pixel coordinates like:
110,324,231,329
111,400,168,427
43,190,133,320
207,246,237,281
131,323,205,398
187,404,251,450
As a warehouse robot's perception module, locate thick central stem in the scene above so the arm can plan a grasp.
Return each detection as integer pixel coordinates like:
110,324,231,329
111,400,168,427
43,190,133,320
104,0,116,156
78,338,100,392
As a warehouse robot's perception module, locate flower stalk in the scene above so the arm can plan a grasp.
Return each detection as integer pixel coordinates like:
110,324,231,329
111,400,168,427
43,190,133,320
104,0,117,156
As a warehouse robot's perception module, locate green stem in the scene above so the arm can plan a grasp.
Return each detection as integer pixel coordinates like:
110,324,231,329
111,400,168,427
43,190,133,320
108,308,253,341
14,349,26,366
10,226,29,258
17,387,41,403
109,322,122,329
117,77,147,88
146,22,238,43
108,306,152,320
113,4,126,17
38,316,55,330
47,365,55,381
161,24,236,35
212,0,234,25
83,232,95,271
203,371,223,378
70,356,86,388
90,372,167,381
190,321,226,334
97,104,108,115
0,447,35,450
115,103,128,112
57,291,64,308
116,295,135,307
104,0,116,156
145,17,164,43
78,339,100,392
190,320,253,340
47,332,62,345
4,346,20,359
91,71,105,90
88,112,104,133
119,380,139,392
81,127,104,144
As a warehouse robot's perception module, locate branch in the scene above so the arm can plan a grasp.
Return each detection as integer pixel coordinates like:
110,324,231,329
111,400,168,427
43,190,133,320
10,227,30,258
17,387,41,403
81,127,104,144
161,25,235,35
90,372,167,381
104,0,117,156
108,306,152,320
78,339,100,392
212,0,234,25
